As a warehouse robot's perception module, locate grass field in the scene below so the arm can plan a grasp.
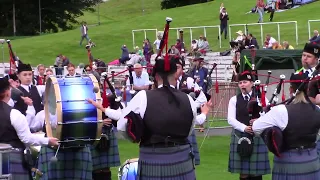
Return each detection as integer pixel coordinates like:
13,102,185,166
1,0,320,66
113,136,274,180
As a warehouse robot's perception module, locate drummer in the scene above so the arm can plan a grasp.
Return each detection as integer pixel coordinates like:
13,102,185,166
12,63,46,132
0,77,59,180
87,91,124,180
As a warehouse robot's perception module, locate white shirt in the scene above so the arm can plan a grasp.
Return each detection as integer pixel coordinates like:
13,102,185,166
11,84,45,129
126,71,150,89
252,105,288,135
235,35,243,42
303,67,316,77
113,85,198,139
267,37,277,48
227,92,269,132
153,39,161,50
176,76,207,108
8,105,49,146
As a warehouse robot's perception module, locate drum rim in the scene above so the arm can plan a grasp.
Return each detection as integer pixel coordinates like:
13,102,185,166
44,75,103,146
0,143,13,151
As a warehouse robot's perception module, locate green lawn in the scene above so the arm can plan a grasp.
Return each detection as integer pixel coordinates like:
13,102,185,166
113,136,274,180
1,0,320,66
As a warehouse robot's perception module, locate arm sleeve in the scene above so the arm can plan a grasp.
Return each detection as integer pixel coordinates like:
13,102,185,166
227,96,247,132
10,109,49,146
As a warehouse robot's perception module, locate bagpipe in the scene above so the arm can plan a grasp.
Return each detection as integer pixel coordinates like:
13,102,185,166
7,40,22,74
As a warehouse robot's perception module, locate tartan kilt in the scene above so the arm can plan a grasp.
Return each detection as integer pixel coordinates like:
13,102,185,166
228,130,270,175
90,129,121,170
37,146,93,180
188,129,200,165
272,148,320,180
316,139,320,157
137,144,196,180
5,150,32,180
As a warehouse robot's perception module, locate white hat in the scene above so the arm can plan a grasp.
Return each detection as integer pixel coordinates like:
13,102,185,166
236,30,244,35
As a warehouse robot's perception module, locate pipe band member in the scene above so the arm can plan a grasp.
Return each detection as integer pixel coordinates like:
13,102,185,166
252,72,320,180
0,77,59,180
113,57,200,179
227,71,270,180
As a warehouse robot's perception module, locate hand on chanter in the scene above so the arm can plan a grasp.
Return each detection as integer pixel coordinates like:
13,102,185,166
244,126,253,134
103,118,112,126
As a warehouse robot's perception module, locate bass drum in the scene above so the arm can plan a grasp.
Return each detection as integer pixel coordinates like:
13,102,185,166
118,158,138,180
44,74,103,148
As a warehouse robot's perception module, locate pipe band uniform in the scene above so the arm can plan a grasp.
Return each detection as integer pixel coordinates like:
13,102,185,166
227,71,270,180
89,71,123,180
112,17,202,180
174,55,210,166
0,77,58,180
252,72,320,180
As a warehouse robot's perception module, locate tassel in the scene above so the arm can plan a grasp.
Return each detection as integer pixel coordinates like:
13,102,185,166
102,79,109,108
261,86,266,107
123,77,127,101
215,67,219,93
282,83,285,102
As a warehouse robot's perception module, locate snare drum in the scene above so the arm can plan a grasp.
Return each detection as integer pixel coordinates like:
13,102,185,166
118,158,138,180
44,74,103,148
0,143,13,179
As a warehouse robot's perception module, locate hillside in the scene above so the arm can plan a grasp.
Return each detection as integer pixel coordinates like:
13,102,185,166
1,0,320,66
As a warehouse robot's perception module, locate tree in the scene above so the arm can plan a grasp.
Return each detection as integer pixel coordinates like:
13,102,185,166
0,0,102,36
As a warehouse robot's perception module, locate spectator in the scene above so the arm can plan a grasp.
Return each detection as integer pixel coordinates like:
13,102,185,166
282,41,294,49
247,34,259,49
234,31,244,42
143,38,153,64
219,7,229,40
175,39,183,52
256,0,265,23
197,35,205,49
272,41,283,49
126,63,150,91
168,45,180,56
310,30,320,44
83,64,100,81
34,64,46,85
153,36,161,54
264,34,276,49
198,37,210,55
65,63,80,77
93,58,106,74
119,45,130,64
79,21,89,46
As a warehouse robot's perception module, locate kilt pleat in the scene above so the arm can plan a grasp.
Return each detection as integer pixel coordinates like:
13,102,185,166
272,148,320,180
137,144,196,180
6,150,32,180
316,140,320,157
37,146,93,180
90,129,121,170
228,130,270,175
188,129,200,165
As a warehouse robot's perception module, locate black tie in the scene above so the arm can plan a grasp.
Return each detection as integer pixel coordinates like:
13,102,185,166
305,71,309,77
244,95,249,101
29,86,31,92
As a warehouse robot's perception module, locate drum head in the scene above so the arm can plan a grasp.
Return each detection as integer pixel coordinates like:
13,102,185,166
44,75,102,145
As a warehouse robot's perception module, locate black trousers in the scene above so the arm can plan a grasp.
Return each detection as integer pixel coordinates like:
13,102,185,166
220,24,228,39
